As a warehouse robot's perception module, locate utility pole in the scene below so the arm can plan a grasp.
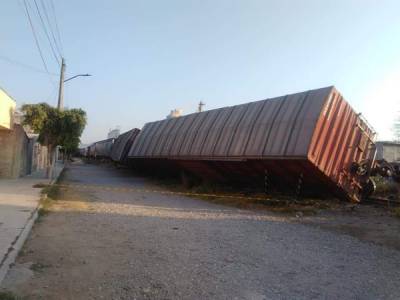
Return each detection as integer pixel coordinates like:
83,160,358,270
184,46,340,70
54,57,65,168
57,57,66,111
198,101,205,112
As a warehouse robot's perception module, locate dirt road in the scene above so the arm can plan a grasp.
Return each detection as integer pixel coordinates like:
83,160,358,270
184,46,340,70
2,161,400,299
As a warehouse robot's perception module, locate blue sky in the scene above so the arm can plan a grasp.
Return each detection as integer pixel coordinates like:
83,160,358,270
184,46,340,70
1,0,400,143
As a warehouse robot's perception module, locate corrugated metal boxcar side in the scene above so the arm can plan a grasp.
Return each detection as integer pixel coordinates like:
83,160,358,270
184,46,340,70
110,129,140,163
87,144,96,158
94,138,114,158
78,147,87,157
128,86,376,202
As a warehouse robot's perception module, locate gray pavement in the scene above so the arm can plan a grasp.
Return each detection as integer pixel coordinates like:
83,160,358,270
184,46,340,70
2,162,400,299
0,162,64,283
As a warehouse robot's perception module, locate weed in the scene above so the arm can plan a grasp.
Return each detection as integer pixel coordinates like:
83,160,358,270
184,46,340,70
393,207,400,218
37,195,53,221
37,184,61,221
373,176,399,196
41,184,60,200
30,262,51,273
0,291,18,300
32,183,47,188
152,178,335,216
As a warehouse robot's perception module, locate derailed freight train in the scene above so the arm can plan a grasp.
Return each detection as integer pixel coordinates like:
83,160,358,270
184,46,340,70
81,86,381,202
110,129,140,163
82,129,141,163
127,86,377,202
86,138,115,159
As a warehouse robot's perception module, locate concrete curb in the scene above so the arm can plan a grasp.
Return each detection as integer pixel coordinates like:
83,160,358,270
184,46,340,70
0,164,65,285
50,163,65,185
0,208,39,284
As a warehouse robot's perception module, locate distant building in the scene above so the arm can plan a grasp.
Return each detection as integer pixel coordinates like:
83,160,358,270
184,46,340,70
108,127,120,139
376,141,400,162
166,109,183,119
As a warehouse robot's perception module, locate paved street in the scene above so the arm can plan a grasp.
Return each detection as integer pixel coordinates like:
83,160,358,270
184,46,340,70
2,161,400,299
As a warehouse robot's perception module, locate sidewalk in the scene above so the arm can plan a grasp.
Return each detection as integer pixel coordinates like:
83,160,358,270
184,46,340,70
0,162,64,284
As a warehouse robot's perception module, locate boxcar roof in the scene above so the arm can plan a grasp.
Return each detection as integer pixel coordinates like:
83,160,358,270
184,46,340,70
128,86,334,159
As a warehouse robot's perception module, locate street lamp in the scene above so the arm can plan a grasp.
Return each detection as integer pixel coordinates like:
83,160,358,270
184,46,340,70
64,73,92,83
57,57,91,111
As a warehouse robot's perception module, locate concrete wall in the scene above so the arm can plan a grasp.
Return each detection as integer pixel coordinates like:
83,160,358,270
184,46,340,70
376,142,400,162
0,124,29,178
30,136,48,172
0,89,16,130
0,125,48,178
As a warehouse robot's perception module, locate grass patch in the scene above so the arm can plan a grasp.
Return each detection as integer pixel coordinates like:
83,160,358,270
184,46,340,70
193,193,333,215
0,291,19,300
37,195,52,219
41,184,60,200
32,183,47,188
152,178,338,216
393,207,400,218
37,183,62,220
373,176,399,198
30,262,51,273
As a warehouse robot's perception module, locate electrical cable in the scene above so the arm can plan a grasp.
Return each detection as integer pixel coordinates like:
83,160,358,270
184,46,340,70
0,55,58,76
32,0,60,65
39,0,62,57
49,0,63,55
21,0,51,74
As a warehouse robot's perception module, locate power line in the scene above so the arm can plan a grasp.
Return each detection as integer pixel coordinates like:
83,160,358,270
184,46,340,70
45,83,59,103
39,0,62,57
32,0,60,65
49,0,63,55
22,0,51,74
0,55,58,76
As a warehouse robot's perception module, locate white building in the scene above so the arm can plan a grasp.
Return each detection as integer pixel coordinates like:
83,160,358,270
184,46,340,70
166,109,183,119
107,128,120,139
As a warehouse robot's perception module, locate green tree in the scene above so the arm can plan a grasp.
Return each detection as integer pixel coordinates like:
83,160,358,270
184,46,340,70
21,103,86,178
59,108,87,158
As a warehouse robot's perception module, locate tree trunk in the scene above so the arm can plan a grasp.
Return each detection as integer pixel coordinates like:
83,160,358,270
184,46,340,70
46,145,52,179
46,145,56,180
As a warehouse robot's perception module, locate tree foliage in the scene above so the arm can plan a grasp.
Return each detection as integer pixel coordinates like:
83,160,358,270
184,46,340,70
21,103,87,153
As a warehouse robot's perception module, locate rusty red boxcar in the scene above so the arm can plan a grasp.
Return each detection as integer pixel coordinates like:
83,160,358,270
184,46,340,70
128,86,376,202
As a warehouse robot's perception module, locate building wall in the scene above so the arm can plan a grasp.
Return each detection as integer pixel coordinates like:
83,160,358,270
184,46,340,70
376,142,400,162
0,124,49,178
30,136,48,172
0,124,29,178
0,88,16,130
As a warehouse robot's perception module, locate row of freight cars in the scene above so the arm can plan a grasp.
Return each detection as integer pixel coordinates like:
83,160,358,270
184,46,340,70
80,86,396,202
80,129,140,163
